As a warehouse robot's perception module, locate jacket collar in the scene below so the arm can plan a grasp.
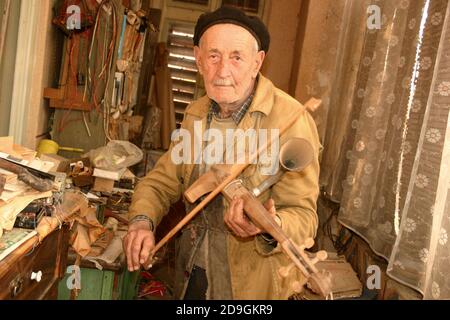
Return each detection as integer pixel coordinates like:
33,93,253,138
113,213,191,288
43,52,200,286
185,74,274,119
248,74,274,117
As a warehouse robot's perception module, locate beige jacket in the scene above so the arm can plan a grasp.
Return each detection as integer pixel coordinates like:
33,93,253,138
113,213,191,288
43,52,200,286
129,74,322,299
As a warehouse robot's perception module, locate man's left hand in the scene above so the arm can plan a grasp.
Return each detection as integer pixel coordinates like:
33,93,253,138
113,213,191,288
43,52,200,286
224,197,278,238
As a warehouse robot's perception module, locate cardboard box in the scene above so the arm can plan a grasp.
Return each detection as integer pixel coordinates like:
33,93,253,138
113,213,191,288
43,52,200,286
92,177,115,192
93,168,126,181
39,153,69,172
292,253,363,300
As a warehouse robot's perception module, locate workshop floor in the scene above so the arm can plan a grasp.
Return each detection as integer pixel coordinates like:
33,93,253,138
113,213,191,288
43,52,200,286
136,202,185,300
137,242,176,300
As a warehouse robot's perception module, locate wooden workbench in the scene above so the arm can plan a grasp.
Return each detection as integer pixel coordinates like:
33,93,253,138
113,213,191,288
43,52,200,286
0,226,70,299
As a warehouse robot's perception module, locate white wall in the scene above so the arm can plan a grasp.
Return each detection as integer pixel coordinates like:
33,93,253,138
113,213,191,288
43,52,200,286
0,0,20,136
6,0,59,149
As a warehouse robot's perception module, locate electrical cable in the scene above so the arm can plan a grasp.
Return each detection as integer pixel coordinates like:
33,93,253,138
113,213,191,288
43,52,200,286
87,0,118,141
320,195,353,255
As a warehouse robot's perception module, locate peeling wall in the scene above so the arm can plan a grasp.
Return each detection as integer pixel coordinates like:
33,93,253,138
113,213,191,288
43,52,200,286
262,0,302,94
293,0,334,103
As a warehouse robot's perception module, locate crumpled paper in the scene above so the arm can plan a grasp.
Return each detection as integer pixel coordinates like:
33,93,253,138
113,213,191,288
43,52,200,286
35,190,106,257
69,207,106,258
85,234,125,270
36,190,88,241
1,190,52,238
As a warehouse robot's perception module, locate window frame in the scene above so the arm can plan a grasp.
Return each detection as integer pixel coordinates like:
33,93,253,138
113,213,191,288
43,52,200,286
166,0,214,12
220,0,266,17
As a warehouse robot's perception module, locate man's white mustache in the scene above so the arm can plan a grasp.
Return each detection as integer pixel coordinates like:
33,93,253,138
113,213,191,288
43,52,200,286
213,79,233,86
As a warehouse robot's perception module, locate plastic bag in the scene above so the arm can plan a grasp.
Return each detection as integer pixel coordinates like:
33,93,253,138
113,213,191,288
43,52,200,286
85,140,143,170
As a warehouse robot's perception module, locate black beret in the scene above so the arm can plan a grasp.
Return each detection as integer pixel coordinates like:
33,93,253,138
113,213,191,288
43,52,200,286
194,6,270,53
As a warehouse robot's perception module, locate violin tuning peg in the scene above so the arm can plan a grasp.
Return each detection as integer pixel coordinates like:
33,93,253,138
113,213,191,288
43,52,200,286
291,281,304,294
310,250,328,265
304,238,315,249
316,250,328,261
278,263,295,278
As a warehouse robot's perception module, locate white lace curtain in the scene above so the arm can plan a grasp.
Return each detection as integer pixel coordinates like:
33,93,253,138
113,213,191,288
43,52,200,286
307,0,450,299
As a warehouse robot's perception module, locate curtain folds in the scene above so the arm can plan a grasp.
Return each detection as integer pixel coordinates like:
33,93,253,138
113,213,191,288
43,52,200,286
311,0,450,298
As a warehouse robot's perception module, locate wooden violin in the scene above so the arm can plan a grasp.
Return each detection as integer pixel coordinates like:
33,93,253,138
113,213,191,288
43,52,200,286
143,98,332,298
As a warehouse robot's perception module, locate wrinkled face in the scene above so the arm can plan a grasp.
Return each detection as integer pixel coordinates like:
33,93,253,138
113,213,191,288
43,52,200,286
194,24,265,106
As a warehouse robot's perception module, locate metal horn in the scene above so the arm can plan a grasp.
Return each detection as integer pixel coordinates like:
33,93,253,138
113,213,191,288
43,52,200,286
251,138,315,197
280,137,315,172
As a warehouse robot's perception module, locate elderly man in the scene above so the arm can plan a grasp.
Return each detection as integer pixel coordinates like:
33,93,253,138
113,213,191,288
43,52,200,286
124,6,321,300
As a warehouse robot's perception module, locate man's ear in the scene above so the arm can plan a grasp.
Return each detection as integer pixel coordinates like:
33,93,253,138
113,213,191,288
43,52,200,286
194,46,203,75
253,50,266,78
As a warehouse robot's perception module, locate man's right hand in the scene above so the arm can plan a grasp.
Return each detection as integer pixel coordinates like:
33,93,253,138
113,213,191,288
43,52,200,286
123,221,155,272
